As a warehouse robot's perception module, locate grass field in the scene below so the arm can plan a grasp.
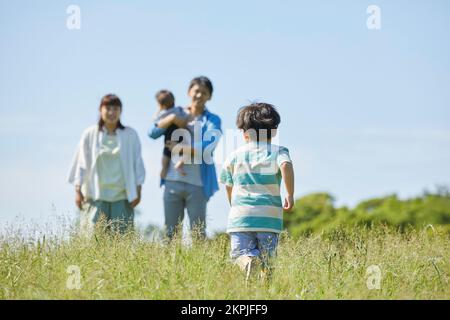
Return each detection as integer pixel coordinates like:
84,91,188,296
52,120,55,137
0,224,448,299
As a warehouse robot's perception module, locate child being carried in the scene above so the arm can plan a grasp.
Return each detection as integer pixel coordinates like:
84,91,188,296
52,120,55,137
153,90,188,184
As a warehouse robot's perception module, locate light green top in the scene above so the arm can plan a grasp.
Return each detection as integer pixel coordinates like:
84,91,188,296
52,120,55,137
96,132,128,202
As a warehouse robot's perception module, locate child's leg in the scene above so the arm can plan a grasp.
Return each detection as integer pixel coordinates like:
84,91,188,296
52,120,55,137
230,232,261,281
256,232,279,280
230,232,260,260
161,154,170,179
174,139,186,176
174,160,186,176
256,232,279,258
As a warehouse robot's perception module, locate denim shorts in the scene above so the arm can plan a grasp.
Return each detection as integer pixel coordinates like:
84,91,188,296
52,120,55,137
229,232,279,261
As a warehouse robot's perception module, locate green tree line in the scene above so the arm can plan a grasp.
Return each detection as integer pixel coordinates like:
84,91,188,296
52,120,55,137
284,186,450,237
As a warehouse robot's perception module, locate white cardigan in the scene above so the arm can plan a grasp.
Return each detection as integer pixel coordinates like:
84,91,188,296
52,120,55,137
67,125,146,202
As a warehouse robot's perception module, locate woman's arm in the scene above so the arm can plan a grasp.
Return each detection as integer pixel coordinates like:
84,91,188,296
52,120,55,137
130,185,142,208
75,185,84,210
131,129,145,208
68,131,89,185
68,129,91,209
134,130,146,187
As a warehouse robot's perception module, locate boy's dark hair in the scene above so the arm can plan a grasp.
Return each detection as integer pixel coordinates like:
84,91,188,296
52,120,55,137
189,76,213,97
155,90,175,108
236,102,280,141
98,94,125,130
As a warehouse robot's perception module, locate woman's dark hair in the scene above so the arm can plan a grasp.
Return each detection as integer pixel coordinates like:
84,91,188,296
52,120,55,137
189,76,213,97
236,102,281,141
98,94,125,131
155,90,175,108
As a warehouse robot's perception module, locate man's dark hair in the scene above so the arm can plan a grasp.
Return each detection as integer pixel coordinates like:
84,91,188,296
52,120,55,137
155,90,175,108
189,76,213,97
236,102,281,141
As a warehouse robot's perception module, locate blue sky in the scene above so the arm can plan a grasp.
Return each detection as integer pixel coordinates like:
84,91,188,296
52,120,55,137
1,0,449,235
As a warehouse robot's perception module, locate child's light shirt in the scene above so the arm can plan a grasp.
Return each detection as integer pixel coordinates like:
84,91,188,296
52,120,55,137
219,142,292,233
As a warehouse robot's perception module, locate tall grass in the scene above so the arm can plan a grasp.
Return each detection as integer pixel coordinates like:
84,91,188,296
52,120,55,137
0,223,448,299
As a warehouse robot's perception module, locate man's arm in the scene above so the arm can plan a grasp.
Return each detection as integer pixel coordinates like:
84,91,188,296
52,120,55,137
148,124,166,139
156,112,188,129
172,116,188,128
155,113,176,129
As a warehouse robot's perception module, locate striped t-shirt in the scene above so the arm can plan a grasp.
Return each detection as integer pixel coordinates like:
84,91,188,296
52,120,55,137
219,142,292,233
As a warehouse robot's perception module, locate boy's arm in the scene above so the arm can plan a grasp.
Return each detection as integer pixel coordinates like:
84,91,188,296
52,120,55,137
280,162,294,212
219,159,234,205
226,186,233,205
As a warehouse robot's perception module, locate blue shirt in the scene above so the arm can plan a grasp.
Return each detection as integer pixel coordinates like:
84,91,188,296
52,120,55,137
148,107,222,201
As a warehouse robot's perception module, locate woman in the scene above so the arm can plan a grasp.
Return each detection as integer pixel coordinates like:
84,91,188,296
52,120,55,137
149,76,222,240
68,94,145,235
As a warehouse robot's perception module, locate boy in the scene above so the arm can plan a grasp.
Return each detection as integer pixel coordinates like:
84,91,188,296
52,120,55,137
152,90,188,185
219,102,295,281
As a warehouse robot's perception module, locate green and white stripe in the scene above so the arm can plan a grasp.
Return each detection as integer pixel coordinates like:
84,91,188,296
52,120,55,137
219,142,292,233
